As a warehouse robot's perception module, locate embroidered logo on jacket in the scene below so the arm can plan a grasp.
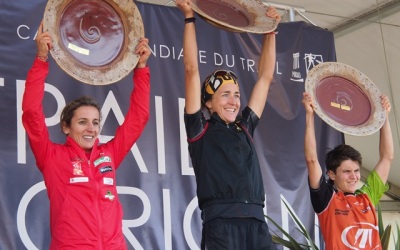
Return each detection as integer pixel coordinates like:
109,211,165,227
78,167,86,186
70,177,89,183
72,160,84,176
100,166,113,174
103,177,113,186
94,156,111,167
105,190,115,201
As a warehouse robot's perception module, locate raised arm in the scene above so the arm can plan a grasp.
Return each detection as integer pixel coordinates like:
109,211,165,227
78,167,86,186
302,92,323,189
176,0,201,114
248,7,280,118
108,37,151,167
373,95,394,183
22,22,54,169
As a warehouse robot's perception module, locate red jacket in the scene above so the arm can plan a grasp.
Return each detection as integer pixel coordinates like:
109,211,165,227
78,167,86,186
22,58,150,249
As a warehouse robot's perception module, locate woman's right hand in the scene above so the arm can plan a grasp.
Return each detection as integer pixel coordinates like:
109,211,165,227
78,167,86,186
35,22,53,60
302,92,315,114
175,0,194,18
381,94,391,115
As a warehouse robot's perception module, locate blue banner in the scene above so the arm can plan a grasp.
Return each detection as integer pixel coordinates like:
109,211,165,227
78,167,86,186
0,1,342,249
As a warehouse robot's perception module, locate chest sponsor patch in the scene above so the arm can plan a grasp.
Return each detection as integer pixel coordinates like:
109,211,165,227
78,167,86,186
100,166,113,174
71,160,84,176
335,209,349,215
94,156,112,167
70,177,89,183
105,190,115,201
103,177,113,186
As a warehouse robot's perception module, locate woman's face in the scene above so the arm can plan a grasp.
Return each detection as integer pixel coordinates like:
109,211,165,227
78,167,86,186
328,159,361,193
63,106,100,151
207,83,240,123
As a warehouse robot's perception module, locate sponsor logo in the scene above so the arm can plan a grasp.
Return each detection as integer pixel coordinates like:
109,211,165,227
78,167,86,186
341,222,380,249
105,190,115,201
100,166,113,174
71,160,84,176
103,177,114,186
289,52,324,83
94,156,111,167
290,52,304,82
305,53,323,74
335,209,349,215
70,177,89,183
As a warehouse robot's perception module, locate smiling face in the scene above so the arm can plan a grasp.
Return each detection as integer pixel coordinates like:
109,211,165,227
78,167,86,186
206,83,240,123
63,106,100,152
328,159,361,193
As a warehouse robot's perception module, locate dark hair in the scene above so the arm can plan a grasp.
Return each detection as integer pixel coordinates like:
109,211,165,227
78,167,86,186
325,144,362,184
60,96,101,132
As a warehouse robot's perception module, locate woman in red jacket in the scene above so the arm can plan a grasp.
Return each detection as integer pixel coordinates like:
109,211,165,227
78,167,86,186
22,22,151,249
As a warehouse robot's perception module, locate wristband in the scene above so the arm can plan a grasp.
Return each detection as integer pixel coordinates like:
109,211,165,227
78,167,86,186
185,17,196,24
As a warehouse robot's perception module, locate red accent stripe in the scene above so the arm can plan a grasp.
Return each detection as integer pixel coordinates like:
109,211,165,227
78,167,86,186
188,122,209,143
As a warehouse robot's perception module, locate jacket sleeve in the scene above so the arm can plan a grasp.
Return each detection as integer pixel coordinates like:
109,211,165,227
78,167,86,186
108,66,150,168
21,58,52,171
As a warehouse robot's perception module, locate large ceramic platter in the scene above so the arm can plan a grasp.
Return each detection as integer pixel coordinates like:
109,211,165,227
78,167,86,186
190,0,278,33
43,0,144,85
305,62,386,136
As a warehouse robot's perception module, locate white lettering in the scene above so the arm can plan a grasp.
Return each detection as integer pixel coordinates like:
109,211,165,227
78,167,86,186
224,54,235,68
143,44,276,74
246,58,255,72
239,57,256,72
214,52,223,66
213,53,236,68
17,181,45,250
314,213,320,247
163,189,172,250
16,81,66,164
17,182,201,249
276,61,282,75
17,25,30,40
149,44,181,60
119,186,151,250
156,96,166,174
199,50,207,64
179,98,194,176
240,57,246,69
177,48,184,60
159,45,171,58
292,71,302,78
99,91,148,172
183,196,200,250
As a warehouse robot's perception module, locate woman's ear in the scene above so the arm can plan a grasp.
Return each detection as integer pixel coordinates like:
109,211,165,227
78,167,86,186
62,122,69,135
205,100,212,109
327,170,335,181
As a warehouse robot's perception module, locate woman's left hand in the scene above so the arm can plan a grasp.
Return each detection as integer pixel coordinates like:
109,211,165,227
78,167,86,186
266,6,281,23
135,37,151,68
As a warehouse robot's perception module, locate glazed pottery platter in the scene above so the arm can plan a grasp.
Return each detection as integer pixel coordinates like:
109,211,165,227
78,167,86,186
190,0,278,33
43,0,144,85
305,62,386,136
